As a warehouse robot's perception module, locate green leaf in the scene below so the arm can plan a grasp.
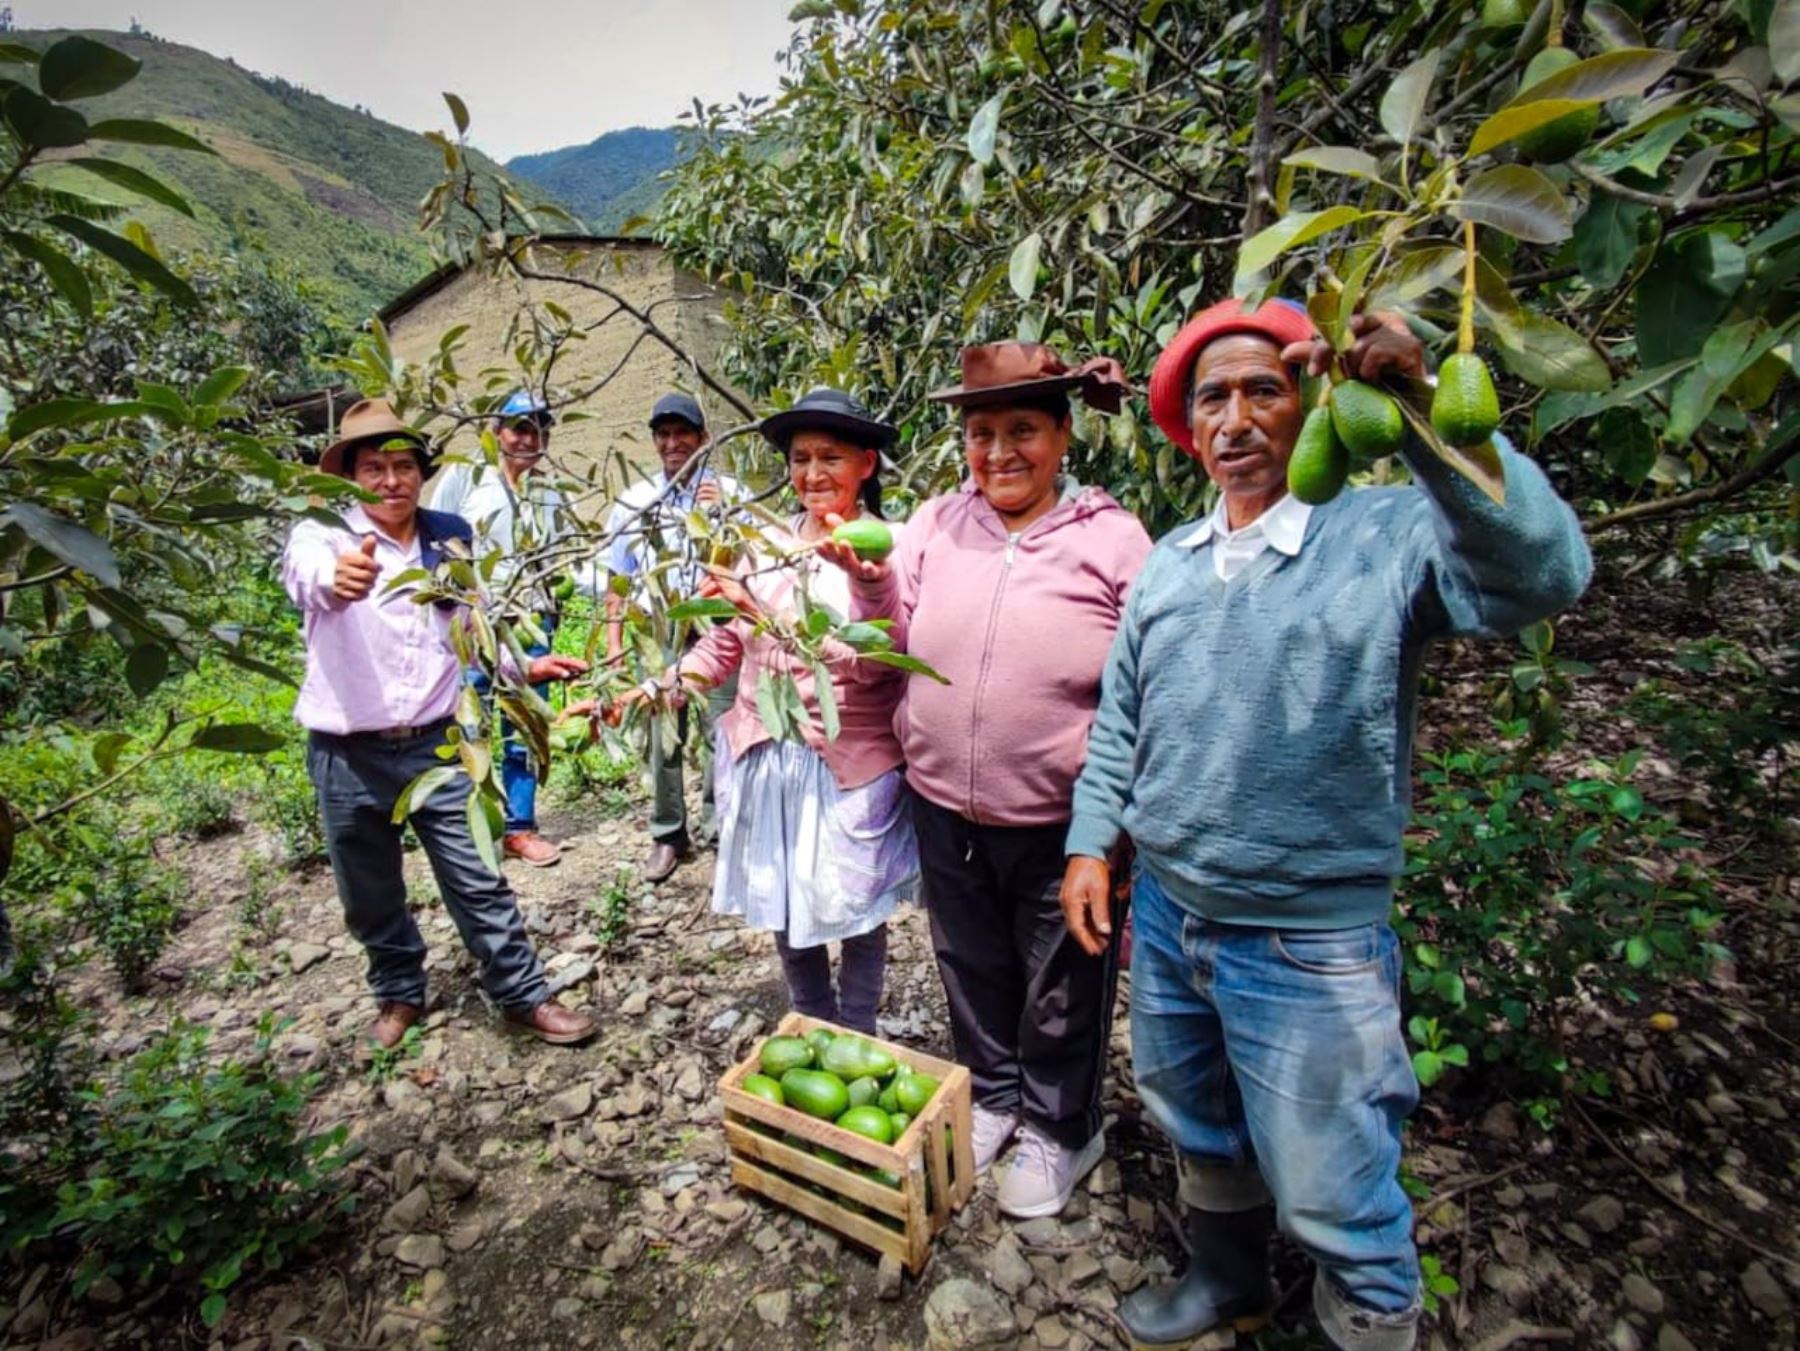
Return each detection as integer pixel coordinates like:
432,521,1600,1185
1235,206,1366,280
193,366,252,407
38,36,141,100
125,642,170,697
1363,245,1463,310
7,395,170,438
1469,100,1597,157
1496,312,1611,392
1583,3,1645,49
48,214,198,308
1008,231,1042,301
0,42,41,64
861,650,952,683
200,1294,227,1328
65,157,194,216
2,230,92,318
466,790,501,872
1625,934,1653,968
1281,145,1384,181
83,118,216,154
442,91,470,135
1635,231,1746,367
1379,47,1440,147
391,765,461,823
1510,47,1681,104
1453,166,1572,245
1573,187,1650,289
188,723,286,754
811,658,841,742
1769,0,1800,86
755,671,787,741
0,502,121,587
1597,406,1656,484
968,94,1003,167
3,86,90,148
666,597,740,622
1412,1049,1446,1087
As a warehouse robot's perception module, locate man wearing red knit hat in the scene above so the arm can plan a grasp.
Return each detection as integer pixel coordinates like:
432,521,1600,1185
1060,302,1592,1350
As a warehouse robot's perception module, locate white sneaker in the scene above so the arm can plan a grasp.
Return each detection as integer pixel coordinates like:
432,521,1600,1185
970,1105,1020,1174
996,1126,1106,1219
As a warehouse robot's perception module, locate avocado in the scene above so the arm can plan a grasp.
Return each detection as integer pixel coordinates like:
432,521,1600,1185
1515,48,1599,164
1482,0,1527,28
821,1035,897,1082
894,1071,940,1116
742,1074,786,1108
1431,354,1503,447
1329,380,1405,461
1287,406,1349,505
888,1111,912,1137
830,518,894,562
877,1082,901,1114
836,1104,896,1145
846,1076,880,1109
805,1027,836,1061
779,1068,851,1121
759,1036,815,1076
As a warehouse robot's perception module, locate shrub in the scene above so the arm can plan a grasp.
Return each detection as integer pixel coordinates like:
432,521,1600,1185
1396,743,1724,1090
32,1019,355,1327
74,842,183,989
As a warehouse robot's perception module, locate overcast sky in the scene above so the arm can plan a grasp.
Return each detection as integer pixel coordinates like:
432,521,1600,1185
19,0,799,160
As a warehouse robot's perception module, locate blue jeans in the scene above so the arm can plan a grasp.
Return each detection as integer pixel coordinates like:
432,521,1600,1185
1130,867,1420,1316
465,625,553,833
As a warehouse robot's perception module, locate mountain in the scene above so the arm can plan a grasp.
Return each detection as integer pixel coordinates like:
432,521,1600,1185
506,126,680,232
18,29,550,319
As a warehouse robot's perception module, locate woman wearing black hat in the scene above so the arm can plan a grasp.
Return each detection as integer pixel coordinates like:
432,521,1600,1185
593,389,918,1032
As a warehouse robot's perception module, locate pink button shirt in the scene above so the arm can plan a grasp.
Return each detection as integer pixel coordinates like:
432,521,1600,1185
280,505,467,734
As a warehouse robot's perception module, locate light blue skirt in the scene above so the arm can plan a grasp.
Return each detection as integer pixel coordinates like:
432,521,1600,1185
710,734,919,950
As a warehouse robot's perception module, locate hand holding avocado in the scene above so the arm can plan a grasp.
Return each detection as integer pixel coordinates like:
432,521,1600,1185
815,512,893,582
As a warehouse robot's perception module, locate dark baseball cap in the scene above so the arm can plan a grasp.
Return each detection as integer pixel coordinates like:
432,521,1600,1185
648,392,705,431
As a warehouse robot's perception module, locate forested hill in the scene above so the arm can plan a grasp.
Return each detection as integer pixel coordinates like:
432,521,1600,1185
16,28,552,318
506,125,681,231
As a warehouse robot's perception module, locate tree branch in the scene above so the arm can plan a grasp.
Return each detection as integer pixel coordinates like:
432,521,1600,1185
1586,431,1800,533
1245,0,1284,237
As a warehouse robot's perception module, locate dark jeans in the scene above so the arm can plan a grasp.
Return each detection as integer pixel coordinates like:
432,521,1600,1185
912,794,1125,1148
775,925,888,1035
307,724,549,1012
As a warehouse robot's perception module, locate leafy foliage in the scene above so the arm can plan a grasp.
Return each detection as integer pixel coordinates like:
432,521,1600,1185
1396,741,1724,1087
658,0,1798,555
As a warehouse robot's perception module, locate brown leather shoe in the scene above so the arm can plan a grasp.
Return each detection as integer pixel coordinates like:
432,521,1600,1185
503,831,562,867
505,1001,598,1046
643,840,686,883
369,1000,422,1050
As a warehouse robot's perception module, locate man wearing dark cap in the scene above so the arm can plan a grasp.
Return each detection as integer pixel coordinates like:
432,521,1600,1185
281,398,598,1049
602,392,743,883
1061,306,1591,1349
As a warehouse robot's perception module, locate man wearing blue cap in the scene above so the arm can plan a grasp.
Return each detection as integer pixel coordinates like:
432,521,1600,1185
603,392,743,883
432,391,577,866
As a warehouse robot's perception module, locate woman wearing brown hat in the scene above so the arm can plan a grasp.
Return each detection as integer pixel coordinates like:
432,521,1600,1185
821,346,1152,1217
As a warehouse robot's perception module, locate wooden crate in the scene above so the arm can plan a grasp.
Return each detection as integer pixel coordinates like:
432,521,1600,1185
717,1012,975,1274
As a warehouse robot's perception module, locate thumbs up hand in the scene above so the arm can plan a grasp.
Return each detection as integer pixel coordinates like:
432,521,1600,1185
333,533,382,601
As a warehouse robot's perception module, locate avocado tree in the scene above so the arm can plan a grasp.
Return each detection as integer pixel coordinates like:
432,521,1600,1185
656,0,1799,565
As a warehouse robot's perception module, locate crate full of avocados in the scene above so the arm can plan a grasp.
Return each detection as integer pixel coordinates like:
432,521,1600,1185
717,1012,974,1274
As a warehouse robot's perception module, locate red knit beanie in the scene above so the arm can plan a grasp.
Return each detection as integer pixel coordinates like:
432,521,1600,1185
1147,298,1319,456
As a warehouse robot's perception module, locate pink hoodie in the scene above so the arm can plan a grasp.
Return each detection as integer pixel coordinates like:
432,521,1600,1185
853,480,1152,826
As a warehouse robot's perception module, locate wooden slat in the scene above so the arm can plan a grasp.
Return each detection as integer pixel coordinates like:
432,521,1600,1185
719,1092,905,1171
731,1158,909,1267
723,1120,908,1218
948,1072,975,1207
924,1102,953,1226
900,1150,931,1273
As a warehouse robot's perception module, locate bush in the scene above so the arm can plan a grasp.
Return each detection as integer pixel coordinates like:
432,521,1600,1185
17,1018,355,1327
75,840,184,989
1396,742,1724,1092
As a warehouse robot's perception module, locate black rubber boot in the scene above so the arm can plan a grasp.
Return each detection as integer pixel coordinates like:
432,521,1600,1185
1120,1204,1277,1348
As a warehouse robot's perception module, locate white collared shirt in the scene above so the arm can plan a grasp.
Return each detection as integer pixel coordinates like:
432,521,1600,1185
1175,491,1313,581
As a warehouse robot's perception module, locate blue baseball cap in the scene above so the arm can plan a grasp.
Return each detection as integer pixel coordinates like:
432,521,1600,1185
649,392,705,432
497,389,554,425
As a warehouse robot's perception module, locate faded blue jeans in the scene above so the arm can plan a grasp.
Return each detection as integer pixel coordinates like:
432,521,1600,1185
464,622,554,833
1129,866,1421,1319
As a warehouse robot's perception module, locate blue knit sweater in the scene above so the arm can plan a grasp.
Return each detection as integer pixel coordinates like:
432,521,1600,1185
1066,438,1592,929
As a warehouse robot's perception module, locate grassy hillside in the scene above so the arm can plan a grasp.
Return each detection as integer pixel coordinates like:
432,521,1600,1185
20,29,549,320
506,126,679,232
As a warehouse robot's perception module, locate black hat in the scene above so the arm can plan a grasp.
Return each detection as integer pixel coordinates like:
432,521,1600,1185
758,388,897,451
648,392,706,431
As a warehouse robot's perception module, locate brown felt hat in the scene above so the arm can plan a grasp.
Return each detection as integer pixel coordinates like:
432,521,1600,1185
926,342,1134,414
319,399,434,479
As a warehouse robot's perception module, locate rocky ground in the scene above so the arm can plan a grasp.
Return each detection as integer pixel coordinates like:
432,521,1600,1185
4,569,1797,1351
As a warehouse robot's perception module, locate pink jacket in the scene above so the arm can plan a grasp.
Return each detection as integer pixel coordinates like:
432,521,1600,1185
853,480,1152,826
679,520,906,790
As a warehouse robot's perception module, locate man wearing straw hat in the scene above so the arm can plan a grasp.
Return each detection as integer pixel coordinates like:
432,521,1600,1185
281,398,598,1049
